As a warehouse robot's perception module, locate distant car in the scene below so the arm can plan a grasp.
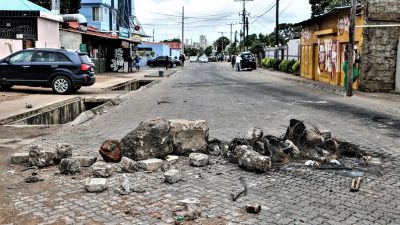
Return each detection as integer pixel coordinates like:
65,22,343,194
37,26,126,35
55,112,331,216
173,58,182,67
0,48,95,94
189,56,198,63
198,55,208,63
240,53,257,70
208,56,217,62
147,56,174,68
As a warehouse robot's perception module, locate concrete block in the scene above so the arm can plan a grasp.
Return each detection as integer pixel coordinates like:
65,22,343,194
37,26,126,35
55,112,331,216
70,156,97,167
164,169,181,184
189,153,209,167
165,155,179,164
138,158,163,172
85,178,107,192
10,152,29,164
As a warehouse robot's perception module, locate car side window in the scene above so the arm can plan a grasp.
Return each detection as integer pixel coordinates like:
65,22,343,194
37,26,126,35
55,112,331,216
57,53,71,62
9,51,34,63
34,52,58,62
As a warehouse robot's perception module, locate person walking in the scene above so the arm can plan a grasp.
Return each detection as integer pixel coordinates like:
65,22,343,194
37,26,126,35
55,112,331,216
134,55,141,70
179,54,185,67
235,54,242,72
231,55,236,68
165,56,169,70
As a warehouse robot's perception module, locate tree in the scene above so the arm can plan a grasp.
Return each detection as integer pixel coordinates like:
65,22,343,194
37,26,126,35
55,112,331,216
213,37,230,53
309,0,352,17
163,38,181,43
184,47,199,56
204,46,213,56
30,0,80,14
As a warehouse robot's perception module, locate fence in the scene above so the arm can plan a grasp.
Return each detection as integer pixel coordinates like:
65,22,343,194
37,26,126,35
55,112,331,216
264,39,300,61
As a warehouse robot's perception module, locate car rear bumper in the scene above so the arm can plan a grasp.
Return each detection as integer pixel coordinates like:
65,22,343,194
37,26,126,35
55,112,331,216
73,75,96,86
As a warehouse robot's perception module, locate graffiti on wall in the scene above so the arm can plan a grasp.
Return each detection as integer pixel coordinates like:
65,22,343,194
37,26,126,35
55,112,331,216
110,48,125,72
338,16,350,36
318,39,338,80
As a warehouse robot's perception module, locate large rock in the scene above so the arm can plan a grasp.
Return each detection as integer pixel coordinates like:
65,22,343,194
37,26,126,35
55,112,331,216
59,158,82,175
138,158,164,172
189,153,209,167
169,119,209,155
54,143,74,164
92,161,114,177
85,178,107,192
28,145,55,167
164,169,181,184
121,118,173,161
234,145,271,172
120,157,138,173
99,140,122,162
70,156,97,167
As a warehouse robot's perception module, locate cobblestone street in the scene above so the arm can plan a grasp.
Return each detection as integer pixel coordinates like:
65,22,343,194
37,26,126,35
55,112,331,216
1,63,400,224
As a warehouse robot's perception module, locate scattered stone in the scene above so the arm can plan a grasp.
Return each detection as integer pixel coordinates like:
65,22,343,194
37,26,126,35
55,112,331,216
176,198,202,220
92,161,114,177
169,119,209,155
99,140,122,162
207,138,222,156
121,118,173,161
24,176,44,183
115,174,130,195
305,160,319,167
282,140,301,159
10,152,29,164
70,156,97,167
120,157,138,173
138,158,164,172
244,127,263,140
161,161,172,172
164,169,181,184
59,158,82,175
165,155,179,164
329,159,341,166
245,204,262,214
28,145,55,168
234,145,271,172
54,143,74,164
189,153,209,167
85,178,107,192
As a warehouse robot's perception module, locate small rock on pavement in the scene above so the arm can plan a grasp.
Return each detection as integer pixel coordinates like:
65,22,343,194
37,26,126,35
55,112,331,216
138,158,164,172
10,152,29,164
28,145,55,167
244,127,264,140
189,153,209,167
92,161,114,177
164,169,181,184
165,155,179,164
54,143,74,163
176,198,202,220
169,119,209,155
85,178,107,192
282,140,301,159
24,176,44,183
120,157,138,173
246,204,262,214
235,145,271,172
99,140,122,162
59,158,82,175
115,174,130,195
70,156,97,167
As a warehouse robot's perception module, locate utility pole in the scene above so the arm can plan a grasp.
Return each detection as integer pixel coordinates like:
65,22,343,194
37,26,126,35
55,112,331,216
275,0,279,59
235,0,253,52
181,6,185,55
153,29,154,42
219,32,226,53
246,16,249,51
226,22,237,57
346,0,357,97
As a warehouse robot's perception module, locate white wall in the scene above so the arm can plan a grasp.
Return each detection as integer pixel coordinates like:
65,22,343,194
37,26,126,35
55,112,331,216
59,30,82,51
286,39,300,61
36,18,60,48
0,39,23,59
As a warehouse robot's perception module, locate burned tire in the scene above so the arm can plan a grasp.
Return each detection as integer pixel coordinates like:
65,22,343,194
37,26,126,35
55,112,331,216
51,76,72,94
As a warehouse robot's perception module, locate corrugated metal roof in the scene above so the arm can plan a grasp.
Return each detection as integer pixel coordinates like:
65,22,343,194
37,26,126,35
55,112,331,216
2,0,52,12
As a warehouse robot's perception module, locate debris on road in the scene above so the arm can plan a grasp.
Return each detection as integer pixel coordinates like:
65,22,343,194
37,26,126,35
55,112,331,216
70,156,97,167
54,143,74,164
329,159,341,166
138,158,164,172
85,178,108,193
175,198,202,220
231,177,248,201
99,140,122,162
350,177,363,192
115,174,130,195
59,158,82,175
165,155,179,164
157,97,173,104
25,103,33,108
189,153,209,167
234,145,271,172
169,119,209,155
305,160,319,167
120,156,139,173
164,169,181,184
24,175,44,183
245,204,261,214
28,145,55,168
10,152,29,164
92,161,115,177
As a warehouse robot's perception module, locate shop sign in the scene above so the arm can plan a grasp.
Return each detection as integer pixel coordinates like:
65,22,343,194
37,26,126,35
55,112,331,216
80,43,87,53
119,27,129,38
131,35,142,43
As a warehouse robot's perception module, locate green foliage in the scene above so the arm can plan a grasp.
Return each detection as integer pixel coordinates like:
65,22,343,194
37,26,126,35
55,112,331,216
292,61,301,75
266,58,274,68
184,47,199,56
273,59,282,70
204,46,213,56
261,58,269,68
163,38,181,43
309,0,353,17
213,37,230,53
150,51,155,57
278,60,297,73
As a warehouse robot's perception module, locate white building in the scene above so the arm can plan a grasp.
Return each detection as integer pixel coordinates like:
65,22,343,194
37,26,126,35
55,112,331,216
199,35,207,49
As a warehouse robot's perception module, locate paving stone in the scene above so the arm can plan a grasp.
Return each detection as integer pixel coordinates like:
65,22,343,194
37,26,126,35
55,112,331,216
138,158,164,172
189,153,209,167
85,178,108,193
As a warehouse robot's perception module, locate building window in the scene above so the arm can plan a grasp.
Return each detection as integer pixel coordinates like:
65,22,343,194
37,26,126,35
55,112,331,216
92,7,102,21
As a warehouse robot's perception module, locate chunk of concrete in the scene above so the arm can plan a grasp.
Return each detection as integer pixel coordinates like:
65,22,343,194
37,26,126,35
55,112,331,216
244,127,263,140
121,118,173,160
70,156,97,167
177,198,202,220
164,169,181,184
92,161,114,177
138,158,164,172
54,143,74,164
10,152,29,164
165,155,179,164
28,145,55,167
120,156,138,173
59,158,82,175
70,110,95,126
234,145,271,172
169,119,209,155
189,153,209,167
85,178,107,193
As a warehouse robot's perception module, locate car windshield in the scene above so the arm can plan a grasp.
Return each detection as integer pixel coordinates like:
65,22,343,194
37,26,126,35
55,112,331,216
79,54,93,64
241,54,253,59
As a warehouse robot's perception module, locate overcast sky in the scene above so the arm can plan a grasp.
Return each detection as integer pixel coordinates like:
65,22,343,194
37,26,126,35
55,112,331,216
136,0,311,44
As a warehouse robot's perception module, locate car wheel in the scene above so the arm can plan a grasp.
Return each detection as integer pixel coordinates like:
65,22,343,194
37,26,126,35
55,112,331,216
0,84,13,90
168,63,173,68
52,76,72,94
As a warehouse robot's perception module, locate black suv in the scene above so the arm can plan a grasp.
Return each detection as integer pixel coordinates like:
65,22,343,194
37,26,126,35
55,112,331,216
147,56,174,68
240,53,257,71
0,49,96,94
